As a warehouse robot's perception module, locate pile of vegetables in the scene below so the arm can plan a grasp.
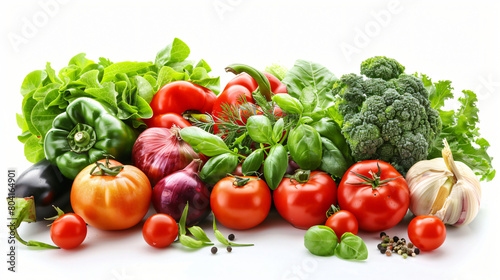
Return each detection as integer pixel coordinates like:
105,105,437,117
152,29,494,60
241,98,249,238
12,38,495,258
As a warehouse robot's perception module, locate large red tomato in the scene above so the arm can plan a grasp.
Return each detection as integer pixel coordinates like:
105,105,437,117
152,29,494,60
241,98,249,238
337,160,410,232
211,176,271,230
273,171,337,229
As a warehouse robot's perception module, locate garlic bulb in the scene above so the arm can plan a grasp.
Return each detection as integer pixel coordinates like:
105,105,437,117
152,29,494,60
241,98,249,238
406,139,481,226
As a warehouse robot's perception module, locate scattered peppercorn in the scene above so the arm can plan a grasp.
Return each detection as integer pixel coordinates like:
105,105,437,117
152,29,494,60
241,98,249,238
393,236,399,242
403,253,408,259
211,247,218,254
377,243,383,250
380,247,387,254
227,246,232,253
377,234,418,259
380,232,386,238
383,237,390,243
408,243,414,249
414,248,420,255
228,234,235,241
385,250,392,256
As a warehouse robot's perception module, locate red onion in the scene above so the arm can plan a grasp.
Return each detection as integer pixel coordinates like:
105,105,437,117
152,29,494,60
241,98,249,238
152,159,210,226
132,127,200,187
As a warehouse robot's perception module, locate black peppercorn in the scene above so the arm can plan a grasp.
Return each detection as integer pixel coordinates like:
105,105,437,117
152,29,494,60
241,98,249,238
228,234,235,241
380,247,387,254
211,247,218,254
377,243,383,250
393,236,399,242
414,248,420,255
227,246,232,253
380,232,387,238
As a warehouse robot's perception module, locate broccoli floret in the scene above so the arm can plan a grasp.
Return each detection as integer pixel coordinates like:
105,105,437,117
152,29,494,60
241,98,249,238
335,56,441,175
360,56,405,81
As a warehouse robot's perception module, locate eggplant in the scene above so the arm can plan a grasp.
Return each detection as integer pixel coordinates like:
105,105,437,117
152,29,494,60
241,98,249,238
15,159,73,220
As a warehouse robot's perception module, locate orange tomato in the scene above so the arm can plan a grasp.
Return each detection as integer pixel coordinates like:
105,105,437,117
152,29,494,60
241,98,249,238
71,159,152,230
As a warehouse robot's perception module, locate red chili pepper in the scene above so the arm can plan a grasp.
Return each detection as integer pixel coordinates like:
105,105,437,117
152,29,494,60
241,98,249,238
145,81,217,128
212,64,287,133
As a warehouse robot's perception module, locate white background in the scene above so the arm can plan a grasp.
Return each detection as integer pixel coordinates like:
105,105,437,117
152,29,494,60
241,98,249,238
1,0,499,279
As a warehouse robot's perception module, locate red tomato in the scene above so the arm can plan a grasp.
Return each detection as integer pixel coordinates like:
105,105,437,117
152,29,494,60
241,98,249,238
325,210,359,240
146,113,192,129
50,213,87,249
273,171,337,229
211,176,271,230
337,160,410,232
408,215,446,251
143,214,179,248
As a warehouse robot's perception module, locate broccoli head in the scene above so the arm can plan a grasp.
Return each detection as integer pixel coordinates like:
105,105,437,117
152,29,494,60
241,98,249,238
334,56,441,175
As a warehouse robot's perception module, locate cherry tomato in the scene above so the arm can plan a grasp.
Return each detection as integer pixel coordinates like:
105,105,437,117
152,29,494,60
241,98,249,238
337,160,410,232
211,176,271,230
408,215,446,251
50,213,87,249
273,171,337,229
143,214,179,248
71,159,152,230
325,210,359,240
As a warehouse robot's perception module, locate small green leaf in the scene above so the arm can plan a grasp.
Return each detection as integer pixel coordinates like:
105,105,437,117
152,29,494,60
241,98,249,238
199,153,238,185
246,115,273,144
180,126,231,157
335,232,368,260
21,70,47,97
155,38,190,68
263,144,288,190
304,225,338,256
188,226,212,243
272,118,285,143
242,149,265,176
272,94,303,115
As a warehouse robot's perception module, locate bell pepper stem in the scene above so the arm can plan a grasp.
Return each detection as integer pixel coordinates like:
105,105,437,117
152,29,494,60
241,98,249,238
225,63,273,101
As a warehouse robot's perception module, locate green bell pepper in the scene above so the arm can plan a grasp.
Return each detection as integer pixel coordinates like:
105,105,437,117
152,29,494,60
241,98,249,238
44,97,137,179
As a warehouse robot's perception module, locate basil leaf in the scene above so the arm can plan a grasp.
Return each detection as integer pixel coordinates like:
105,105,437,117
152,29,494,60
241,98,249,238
188,226,212,243
180,126,231,157
283,60,338,110
311,118,352,162
304,225,338,256
199,153,238,185
242,149,264,175
178,202,189,236
320,137,349,178
263,144,288,190
246,115,273,144
288,124,322,170
299,86,318,114
272,94,303,115
155,38,190,68
335,233,368,260
272,118,285,144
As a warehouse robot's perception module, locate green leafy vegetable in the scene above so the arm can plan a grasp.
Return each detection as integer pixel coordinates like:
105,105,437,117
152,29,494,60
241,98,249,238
242,149,265,176
246,115,274,144
17,38,219,163
304,225,338,256
334,232,368,260
263,144,288,190
422,75,495,181
180,126,231,157
199,153,239,185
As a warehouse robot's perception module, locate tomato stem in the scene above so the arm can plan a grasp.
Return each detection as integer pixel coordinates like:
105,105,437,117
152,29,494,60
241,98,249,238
348,163,402,189
90,155,124,176
289,169,311,184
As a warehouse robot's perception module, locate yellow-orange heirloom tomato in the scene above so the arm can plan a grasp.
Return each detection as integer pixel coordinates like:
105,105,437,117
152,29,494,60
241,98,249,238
71,159,152,230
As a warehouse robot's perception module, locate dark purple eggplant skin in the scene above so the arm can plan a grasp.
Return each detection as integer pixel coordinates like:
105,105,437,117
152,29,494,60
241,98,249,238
15,159,73,220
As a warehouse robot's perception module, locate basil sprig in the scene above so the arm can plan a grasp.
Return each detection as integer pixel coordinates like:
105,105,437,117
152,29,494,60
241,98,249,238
304,225,368,260
178,202,213,249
